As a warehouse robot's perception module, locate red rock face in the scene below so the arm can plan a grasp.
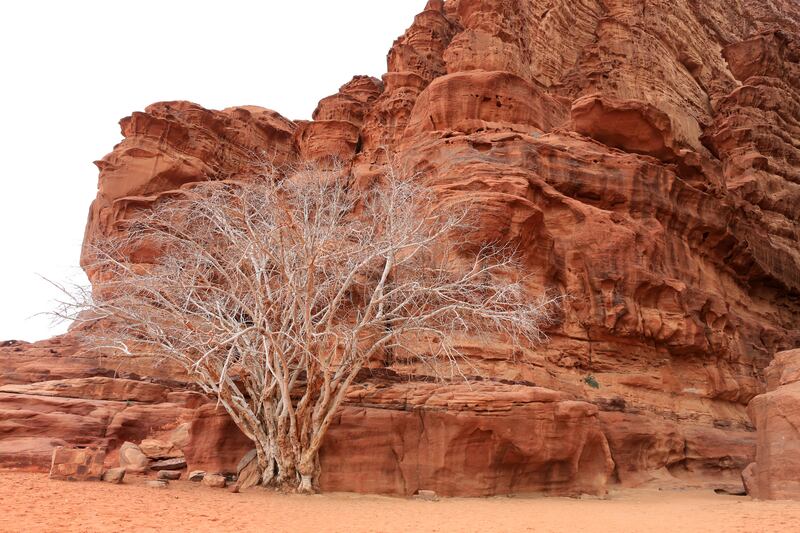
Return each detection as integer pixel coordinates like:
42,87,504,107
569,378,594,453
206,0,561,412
296,76,383,164
81,102,297,278
49,447,105,482
3,0,800,496
320,383,613,496
0,336,199,470
746,349,800,499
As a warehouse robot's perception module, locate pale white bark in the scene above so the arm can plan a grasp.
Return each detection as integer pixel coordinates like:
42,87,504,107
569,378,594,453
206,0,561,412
61,161,560,492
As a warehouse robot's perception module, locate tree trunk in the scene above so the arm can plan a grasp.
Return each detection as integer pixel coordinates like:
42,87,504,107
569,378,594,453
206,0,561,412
298,456,319,494
298,474,314,493
254,443,274,486
229,394,330,493
246,428,322,493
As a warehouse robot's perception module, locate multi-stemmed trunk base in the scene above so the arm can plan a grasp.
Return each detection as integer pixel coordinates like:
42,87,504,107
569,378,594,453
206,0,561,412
252,442,319,493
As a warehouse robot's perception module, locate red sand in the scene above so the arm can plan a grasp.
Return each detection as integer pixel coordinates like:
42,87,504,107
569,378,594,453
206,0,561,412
2,472,800,532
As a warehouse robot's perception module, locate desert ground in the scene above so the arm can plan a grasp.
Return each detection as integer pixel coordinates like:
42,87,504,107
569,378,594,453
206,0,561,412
1,472,799,533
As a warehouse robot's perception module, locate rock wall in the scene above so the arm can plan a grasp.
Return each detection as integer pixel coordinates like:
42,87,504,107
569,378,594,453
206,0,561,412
0,338,612,496
745,349,800,499
3,0,800,495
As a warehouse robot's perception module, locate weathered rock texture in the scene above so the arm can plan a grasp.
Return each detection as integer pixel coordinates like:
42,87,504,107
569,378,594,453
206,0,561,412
2,0,800,496
746,349,800,499
49,446,105,482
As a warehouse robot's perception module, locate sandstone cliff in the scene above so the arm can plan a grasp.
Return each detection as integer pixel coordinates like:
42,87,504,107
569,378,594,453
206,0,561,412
2,0,799,496
743,348,800,499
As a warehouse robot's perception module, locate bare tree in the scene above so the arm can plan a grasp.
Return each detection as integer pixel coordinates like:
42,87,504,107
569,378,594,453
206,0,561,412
65,163,559,492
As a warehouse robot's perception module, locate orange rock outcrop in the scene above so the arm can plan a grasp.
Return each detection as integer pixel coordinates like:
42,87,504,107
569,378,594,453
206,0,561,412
2,0,799,496
745,349,800,499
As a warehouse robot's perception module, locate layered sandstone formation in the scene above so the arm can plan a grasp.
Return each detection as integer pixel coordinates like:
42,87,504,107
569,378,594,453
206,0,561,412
2,0,799,496
745,349,800,499
0,338,611,496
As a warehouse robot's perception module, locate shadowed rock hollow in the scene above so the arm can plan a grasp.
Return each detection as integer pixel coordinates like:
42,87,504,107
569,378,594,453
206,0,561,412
2,0,799,497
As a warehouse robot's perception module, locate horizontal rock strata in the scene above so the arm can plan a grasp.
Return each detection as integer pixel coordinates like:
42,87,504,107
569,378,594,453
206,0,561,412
3,0,800,495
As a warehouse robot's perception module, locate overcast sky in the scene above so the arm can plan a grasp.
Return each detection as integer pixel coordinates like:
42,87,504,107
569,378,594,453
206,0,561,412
0,0,423,341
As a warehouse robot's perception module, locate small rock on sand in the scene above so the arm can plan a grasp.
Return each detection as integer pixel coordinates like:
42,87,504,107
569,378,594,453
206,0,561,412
102,467,126,484
49,447,105,482
413,490,439,501
188,471,206,482
145,480,169,489
119,442,149,473
157,470,181,481
202,474,227,488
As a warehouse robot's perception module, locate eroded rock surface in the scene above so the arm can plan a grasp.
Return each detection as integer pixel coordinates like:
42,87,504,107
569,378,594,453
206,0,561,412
49,447,105,482
2,0,800,496
747,349,800,499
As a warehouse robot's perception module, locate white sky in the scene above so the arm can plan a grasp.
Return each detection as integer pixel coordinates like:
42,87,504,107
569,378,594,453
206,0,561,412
0,0,424,341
